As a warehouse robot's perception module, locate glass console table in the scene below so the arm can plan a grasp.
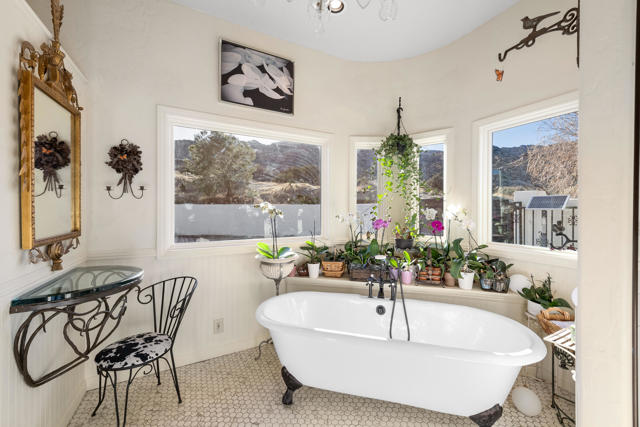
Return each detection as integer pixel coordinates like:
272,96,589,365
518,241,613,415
10,265,143,387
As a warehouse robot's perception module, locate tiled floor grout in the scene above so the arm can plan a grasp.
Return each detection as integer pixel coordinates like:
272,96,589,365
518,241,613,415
69,345,573,426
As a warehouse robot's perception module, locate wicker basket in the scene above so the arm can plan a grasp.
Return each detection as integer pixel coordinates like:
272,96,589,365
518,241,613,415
536,307,574,335
322,261,345,278
349,264,390,282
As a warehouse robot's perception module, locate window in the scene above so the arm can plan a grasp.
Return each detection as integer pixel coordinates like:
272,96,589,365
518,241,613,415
418,142,445,236
350,132,448,237
475,96,579,253
355,147,378,235
158,107,328,253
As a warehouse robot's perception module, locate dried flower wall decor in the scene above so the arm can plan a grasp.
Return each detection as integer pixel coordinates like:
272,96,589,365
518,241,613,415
105,139,145,199
34,131,71,197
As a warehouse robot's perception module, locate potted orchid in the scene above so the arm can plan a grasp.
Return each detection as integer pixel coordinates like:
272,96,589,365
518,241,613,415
336,212,364,251
254,202,297,280
299,227,328,279
390,250,416,285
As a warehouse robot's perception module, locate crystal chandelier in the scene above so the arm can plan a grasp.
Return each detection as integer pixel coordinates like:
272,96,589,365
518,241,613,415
252,0,399,34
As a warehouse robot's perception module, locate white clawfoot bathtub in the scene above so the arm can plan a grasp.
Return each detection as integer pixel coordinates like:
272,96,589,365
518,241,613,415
256,291,546,425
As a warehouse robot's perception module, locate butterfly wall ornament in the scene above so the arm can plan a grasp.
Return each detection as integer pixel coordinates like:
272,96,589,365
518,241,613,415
495,69,504,82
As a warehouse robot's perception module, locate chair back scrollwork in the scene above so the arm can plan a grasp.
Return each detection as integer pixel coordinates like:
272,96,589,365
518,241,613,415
136,277,198,343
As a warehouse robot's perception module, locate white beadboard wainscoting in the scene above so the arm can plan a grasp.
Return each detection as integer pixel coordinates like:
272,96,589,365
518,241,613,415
1,0,90,425
81,250,274,389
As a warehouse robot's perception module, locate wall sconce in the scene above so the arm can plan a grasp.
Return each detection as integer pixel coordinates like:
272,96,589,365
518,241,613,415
105,139,145,200
34,131,70,199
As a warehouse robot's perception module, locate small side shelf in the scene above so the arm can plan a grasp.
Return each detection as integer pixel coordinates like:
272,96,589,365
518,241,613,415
285,276,526,323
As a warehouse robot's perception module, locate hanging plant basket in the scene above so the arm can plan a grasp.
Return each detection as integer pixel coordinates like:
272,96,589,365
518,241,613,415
373,98,421,237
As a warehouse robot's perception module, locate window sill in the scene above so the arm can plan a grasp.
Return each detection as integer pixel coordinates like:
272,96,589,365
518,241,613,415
286,276,524,304
158,236,334,259
484,242,578,269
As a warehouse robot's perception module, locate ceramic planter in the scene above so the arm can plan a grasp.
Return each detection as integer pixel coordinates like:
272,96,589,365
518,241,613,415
527,300,543,316
308,263,321,279
389,267,399,280
400,270,413,285
480,277,494,291
257,254,297,280
444,272,455,287
493,277,510,293
395,238,414,249
458,272,474,290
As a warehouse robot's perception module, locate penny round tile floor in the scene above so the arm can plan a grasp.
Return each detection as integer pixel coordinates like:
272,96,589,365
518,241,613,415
69,345,573,426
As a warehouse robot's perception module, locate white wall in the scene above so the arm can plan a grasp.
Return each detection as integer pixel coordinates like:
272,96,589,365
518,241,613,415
0,0,89,425
390,0,580,301
23,0,584,384
578,0,636,425
24,0,396,391
23,0,636,424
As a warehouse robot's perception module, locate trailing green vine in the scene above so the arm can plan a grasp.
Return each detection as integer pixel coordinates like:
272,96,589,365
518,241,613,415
374,133,421,239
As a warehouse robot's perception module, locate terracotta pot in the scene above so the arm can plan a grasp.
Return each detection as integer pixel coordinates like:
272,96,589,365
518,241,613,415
444,272,455,287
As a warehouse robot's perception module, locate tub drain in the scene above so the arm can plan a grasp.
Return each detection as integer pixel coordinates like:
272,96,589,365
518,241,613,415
376,305,386,315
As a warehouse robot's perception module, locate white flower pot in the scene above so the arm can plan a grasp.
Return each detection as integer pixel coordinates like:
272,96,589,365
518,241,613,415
256,254,297,280
308,263,321,279
458,272,474,290
527,300,543,316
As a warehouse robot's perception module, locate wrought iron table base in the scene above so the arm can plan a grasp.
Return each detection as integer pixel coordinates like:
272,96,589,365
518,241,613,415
551,346,576,426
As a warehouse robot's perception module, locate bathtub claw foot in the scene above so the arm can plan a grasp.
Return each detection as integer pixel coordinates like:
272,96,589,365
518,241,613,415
469,404,503,427
281,366,302,405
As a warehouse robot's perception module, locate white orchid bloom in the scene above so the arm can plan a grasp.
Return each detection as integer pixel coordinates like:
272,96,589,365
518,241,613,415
463,218,476,231
423,208,438,221
335,214,346,223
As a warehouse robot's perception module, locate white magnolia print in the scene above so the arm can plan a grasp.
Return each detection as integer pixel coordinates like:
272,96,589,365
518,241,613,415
220,41,294,113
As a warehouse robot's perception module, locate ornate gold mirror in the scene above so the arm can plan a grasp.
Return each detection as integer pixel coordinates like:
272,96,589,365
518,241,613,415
19,0,81,271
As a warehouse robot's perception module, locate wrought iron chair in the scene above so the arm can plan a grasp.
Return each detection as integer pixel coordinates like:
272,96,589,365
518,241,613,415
91,276,197,426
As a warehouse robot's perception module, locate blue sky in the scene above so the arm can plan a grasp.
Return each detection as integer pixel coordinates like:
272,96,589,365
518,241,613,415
492,119,549,148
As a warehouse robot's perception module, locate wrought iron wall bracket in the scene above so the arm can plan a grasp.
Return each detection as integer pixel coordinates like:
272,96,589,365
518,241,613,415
498,2,580,66
12,285,137,387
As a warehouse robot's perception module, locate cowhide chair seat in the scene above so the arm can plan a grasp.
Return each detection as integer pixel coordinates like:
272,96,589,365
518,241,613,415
91,276,197,427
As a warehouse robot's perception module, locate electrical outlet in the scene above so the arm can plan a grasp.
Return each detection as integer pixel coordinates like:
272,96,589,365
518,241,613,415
214,318,224,334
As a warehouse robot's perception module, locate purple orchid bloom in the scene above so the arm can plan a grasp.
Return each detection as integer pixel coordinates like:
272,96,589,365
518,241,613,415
431,220,444,234
372,218,390,230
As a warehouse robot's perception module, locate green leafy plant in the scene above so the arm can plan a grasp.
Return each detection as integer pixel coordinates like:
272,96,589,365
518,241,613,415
374,133,421,238
254,202,294,259
323,247,345,262
336,213,364,252
300,240,328,264
345,239,381,266
517,274,571,309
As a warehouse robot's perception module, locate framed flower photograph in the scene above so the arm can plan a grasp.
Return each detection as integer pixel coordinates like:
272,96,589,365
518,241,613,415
219,39,294,115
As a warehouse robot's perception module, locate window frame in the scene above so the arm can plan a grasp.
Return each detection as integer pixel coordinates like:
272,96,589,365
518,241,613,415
157,105,331,257
349,130,450,235
349,136,383,218
413,129,449,237
472,92,579,267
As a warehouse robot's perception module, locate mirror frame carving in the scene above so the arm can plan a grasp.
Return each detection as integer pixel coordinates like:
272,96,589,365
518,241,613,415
18,0,81,271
